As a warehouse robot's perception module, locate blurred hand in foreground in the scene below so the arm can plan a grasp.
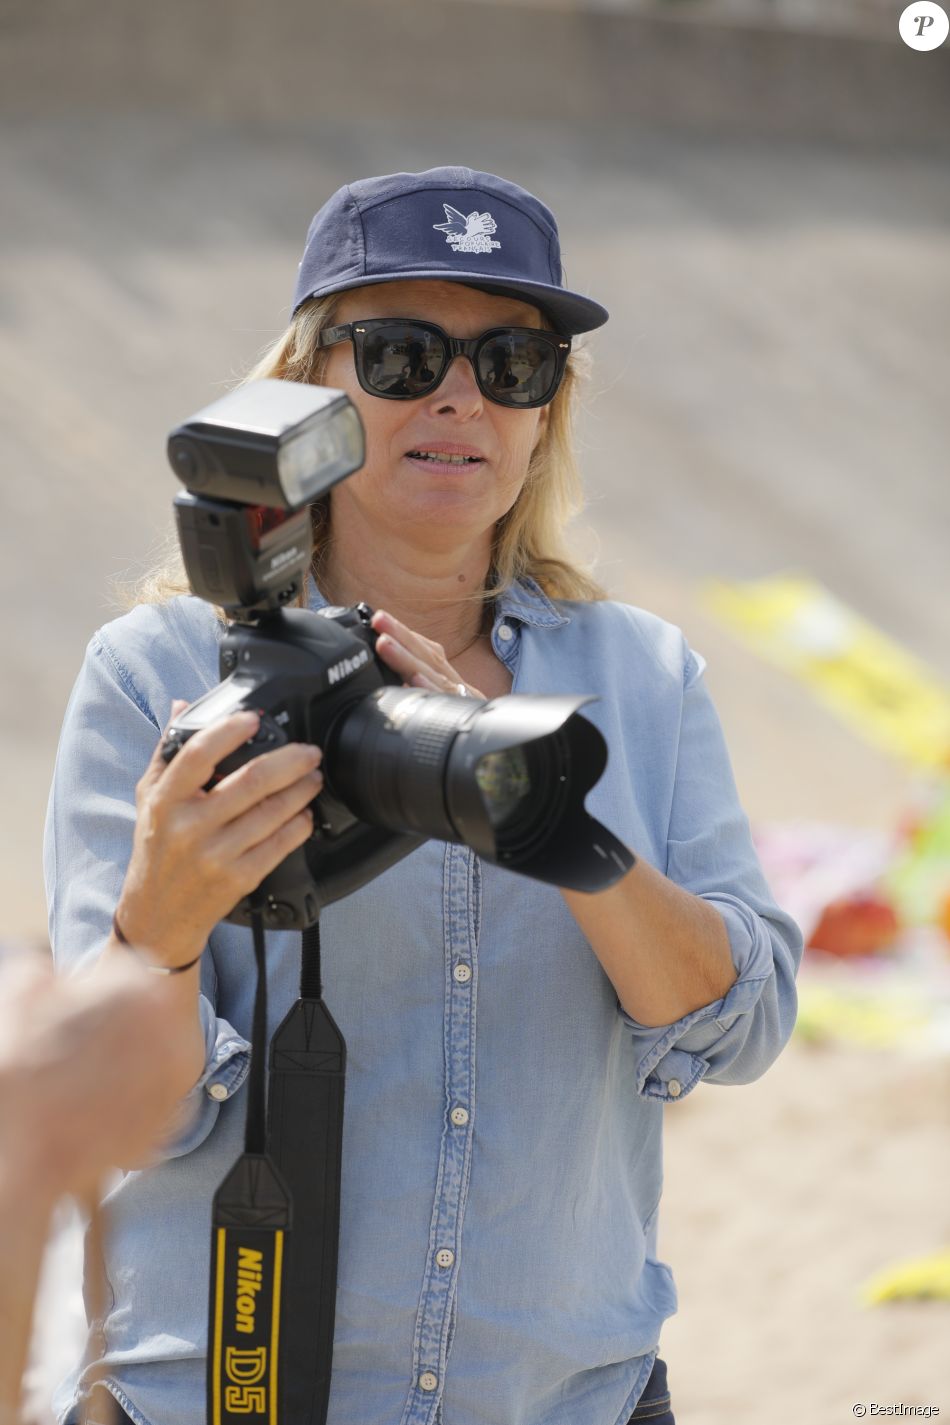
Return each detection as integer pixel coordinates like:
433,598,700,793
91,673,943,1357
0,950,198,1419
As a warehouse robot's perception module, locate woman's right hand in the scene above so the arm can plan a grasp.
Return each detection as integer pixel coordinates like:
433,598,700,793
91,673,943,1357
115,702,323,967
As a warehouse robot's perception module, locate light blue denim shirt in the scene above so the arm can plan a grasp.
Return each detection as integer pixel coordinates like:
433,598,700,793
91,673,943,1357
45,575,803,1425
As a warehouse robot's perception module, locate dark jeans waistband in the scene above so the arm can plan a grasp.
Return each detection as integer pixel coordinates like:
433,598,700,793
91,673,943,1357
626,1353,674,1424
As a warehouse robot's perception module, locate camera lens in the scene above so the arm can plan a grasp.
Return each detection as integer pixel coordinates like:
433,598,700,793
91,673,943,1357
315,680,634,891
325,688,476,840
475,746,532,829
325,688,576,868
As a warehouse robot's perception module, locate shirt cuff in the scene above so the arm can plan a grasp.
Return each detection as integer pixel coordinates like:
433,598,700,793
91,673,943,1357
617,894,777,1103
157,994,252,1159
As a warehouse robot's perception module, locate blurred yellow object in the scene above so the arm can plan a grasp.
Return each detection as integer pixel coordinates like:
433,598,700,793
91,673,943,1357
860,1248,950,1305
794,982,931,1049
703,573,950,772
883,781,950,930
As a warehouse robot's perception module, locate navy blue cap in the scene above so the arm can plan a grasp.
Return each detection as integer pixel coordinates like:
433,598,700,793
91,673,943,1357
291,166,608,337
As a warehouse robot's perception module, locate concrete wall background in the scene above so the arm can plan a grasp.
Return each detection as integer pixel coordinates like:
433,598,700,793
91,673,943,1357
2,2,948,942
2,0,948,144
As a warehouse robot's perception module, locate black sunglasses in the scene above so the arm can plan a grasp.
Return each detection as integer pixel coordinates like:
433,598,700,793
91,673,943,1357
316,318,571,409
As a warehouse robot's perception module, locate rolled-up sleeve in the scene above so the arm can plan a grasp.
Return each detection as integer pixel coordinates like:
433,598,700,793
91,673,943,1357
158,994,251,1158
618,642,804,1103
44,625,250,1157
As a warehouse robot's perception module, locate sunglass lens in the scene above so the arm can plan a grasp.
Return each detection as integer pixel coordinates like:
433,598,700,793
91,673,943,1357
477,333,558,406
361,324,445,396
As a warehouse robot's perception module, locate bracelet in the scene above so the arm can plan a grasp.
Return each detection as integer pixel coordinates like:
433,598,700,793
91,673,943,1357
112,912,203,976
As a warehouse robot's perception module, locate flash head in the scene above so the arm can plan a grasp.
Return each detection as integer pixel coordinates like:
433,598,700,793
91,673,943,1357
167,379,364,510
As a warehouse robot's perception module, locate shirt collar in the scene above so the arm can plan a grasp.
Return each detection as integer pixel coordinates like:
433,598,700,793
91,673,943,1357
306,573,570,629
494,576,570,629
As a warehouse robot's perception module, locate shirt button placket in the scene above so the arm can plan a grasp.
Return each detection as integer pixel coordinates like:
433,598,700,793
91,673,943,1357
406,842,479,1419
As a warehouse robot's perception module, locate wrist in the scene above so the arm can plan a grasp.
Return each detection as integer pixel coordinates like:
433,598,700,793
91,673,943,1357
113,893,206,971
112,913,203,975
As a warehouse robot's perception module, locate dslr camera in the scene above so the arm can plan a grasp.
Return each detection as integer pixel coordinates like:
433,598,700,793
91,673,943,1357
163,379,633,927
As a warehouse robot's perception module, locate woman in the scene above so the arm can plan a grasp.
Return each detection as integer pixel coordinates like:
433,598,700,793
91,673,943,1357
46,167,803,1425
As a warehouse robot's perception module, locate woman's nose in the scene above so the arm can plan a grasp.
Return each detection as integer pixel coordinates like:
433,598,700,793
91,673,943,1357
425,354,483,417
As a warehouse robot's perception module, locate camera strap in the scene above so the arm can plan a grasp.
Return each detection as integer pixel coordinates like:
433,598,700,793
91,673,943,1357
266,919,346,1424
206,912,346,1425
207,900,291,1424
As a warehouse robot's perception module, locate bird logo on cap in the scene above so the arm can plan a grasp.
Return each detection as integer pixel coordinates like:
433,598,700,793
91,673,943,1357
433,204,501,255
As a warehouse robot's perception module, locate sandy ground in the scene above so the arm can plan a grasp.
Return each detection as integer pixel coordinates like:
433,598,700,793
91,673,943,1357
658,1031,950,1423
5,100,949,1425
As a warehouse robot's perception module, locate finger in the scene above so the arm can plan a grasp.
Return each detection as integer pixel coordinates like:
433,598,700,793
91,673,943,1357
157,710,262,802
137,698,193,794
410,671,441,692
206,742,323,828
213,764,324,855
233,806,316,890
374,632,439,687
371,609,442,661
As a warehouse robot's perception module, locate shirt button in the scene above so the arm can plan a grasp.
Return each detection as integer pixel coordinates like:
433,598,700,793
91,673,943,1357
497,624,513,641
435,1248,455,1268
453,962,472,984
207,1083,229,1101
667,1078,682,1098
450,1106,469,1126
419,1371,439,1392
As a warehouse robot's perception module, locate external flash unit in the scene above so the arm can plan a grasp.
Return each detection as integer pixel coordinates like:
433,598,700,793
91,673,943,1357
167,379,365,618
167,379,365,510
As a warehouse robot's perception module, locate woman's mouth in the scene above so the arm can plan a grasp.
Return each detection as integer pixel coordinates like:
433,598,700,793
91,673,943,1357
405,448,486,472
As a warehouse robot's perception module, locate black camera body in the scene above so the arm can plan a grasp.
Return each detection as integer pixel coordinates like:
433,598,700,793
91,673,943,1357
162,379,634,930
162,602,424,926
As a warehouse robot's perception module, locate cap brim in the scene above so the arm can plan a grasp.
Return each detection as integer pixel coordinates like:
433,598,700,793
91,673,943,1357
292,269,608,337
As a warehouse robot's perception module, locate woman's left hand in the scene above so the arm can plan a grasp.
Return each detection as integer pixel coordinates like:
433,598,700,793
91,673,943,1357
370,609,486,700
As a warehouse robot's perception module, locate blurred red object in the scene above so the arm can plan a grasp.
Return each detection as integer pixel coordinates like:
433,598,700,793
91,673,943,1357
806,893,901,958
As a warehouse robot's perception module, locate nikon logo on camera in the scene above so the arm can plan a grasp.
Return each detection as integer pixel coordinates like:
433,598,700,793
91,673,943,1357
327,648,370,685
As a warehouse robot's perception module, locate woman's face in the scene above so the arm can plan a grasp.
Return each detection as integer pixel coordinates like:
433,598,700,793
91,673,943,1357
320,279,551,545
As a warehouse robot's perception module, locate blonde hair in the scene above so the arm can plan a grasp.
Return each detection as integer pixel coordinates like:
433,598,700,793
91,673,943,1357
130,292,606,610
